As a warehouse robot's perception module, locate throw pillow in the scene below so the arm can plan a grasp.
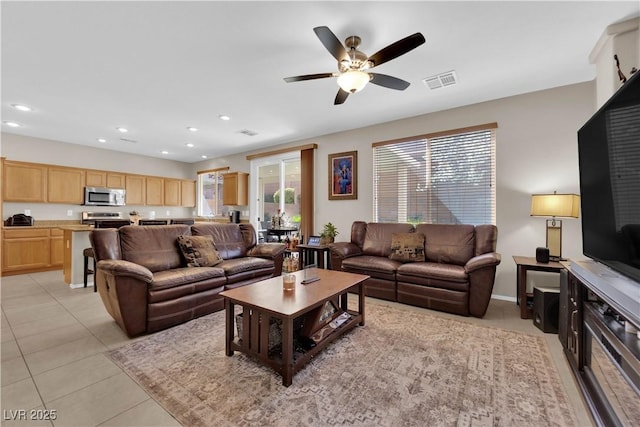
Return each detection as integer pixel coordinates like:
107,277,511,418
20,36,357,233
389,232,426,263
177,235,223,267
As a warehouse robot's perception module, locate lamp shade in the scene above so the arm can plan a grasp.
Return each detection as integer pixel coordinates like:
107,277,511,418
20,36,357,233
337,71,370,93
530,193,580,218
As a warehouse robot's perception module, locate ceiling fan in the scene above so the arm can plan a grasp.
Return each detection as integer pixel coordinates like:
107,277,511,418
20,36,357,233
284,26,426,105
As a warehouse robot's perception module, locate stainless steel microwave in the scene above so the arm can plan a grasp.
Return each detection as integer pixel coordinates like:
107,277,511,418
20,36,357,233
84,187,126,206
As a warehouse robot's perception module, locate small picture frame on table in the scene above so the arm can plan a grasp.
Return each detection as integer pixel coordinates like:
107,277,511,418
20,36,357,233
307,236,321,246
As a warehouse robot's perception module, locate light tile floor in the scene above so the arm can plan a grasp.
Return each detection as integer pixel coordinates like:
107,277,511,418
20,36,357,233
1,271,593,426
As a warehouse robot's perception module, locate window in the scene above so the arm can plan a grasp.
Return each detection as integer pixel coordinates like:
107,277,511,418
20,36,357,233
250,154,301,230
373,123,496,225
197,168,229,217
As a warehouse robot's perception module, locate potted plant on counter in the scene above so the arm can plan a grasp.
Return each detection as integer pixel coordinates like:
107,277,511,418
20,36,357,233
320,222,339,245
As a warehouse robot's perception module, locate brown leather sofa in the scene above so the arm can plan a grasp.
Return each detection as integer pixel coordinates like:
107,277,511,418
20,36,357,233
89,223,285,337
330,222,501,317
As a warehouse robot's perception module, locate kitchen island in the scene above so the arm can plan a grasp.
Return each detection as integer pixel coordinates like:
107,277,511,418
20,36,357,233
58,225,93,288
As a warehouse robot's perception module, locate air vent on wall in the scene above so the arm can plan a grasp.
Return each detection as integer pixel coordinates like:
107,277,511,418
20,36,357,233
422,70,457,90
238,129,258,137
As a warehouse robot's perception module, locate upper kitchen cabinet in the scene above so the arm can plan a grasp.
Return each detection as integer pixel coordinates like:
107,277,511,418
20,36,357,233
48,167,85,204
125,175,146,205
85,170,107,187
145,176,164,206
86,170,126,189
222,172,248,206
164,178,181,206
181,180,196,207
2,160,47,203
106,173,126,188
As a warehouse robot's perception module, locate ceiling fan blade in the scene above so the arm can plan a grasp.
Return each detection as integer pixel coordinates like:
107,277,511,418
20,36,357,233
367,33,425,68
369,73,411,90
334,89,350,105
313,26,349,62
284,73,334,83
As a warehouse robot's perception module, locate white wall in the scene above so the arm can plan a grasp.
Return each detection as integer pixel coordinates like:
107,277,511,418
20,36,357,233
2,81,597,300
1,133,196,220
195,80,597,300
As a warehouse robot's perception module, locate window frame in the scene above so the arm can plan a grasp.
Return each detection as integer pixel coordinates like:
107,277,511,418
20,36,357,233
196,166,229,218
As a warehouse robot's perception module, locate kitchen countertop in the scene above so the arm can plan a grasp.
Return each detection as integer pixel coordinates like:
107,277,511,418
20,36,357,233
2,220,86,230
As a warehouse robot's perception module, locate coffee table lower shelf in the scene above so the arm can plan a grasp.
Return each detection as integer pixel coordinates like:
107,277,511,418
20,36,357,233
229,308,362,381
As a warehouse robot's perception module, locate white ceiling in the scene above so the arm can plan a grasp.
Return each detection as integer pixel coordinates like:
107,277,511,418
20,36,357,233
2,1,639,163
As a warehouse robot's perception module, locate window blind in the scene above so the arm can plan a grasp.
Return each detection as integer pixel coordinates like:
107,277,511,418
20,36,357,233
373,125,496,225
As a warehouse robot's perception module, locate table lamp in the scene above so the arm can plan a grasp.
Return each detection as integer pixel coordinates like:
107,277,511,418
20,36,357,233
530,192,580,261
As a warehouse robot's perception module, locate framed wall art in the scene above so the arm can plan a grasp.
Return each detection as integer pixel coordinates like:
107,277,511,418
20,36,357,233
328,150,357,200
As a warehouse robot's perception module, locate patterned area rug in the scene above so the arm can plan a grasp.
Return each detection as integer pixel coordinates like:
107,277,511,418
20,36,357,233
108,300,578,426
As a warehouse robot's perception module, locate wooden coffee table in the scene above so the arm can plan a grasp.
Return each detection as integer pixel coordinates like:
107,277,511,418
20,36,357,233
220,269,369,386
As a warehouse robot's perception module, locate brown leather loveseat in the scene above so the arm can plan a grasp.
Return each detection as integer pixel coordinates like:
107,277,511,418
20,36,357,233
330,222,501,317
90,222,285,337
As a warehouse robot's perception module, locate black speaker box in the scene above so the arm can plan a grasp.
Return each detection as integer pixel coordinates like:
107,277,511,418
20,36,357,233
533,287,560,333
536,247,550,263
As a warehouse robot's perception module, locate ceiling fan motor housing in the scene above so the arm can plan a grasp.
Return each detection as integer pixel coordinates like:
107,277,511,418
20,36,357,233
340,35,371,72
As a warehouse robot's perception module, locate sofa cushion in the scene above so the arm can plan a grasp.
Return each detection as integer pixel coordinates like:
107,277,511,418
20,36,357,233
177,235,223,267
119,224,191,272
362,223,415,257
191,223,247,259
414,224,475,266
389,232,425,263
150,267,226,292
342,255,402,281
219,257,273,277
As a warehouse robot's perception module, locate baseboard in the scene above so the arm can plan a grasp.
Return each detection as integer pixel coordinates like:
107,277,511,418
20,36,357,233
491,294,517,303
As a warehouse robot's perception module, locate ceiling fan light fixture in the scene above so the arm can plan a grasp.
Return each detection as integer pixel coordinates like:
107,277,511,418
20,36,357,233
337,70,370,93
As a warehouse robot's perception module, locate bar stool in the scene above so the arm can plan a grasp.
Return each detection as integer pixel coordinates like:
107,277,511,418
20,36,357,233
83,247,96,292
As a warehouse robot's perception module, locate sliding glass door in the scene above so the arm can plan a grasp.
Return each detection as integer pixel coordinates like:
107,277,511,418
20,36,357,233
250,154,301,234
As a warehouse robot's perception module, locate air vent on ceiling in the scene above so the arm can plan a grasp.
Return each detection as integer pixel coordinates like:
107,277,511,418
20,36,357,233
238,129,258,137
119,137,138,143
422,70,457,90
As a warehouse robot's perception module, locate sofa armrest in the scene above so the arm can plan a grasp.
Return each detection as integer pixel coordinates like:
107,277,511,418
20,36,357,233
464,252,501,274
329,242,362,270
464,252,502,317
247,243,286,276
247,243,286,259
94,260,152,337
97,259,153,283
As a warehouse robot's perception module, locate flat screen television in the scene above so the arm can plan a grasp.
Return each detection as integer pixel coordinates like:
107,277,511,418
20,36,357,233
577,70,640,283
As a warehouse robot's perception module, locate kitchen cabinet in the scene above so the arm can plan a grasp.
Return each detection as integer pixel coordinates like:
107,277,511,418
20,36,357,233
48,167,85,204
146,176,164,206
181,180,196,207
85,170,106,187
164,179,181,206
50,228,64,267
106,173,126,188
1,227,64,275
222,172,248,206
85,170,126,189
125,175,146,205
2,160,47,203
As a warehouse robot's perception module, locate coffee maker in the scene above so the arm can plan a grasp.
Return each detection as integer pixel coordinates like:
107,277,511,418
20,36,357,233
229,210,240,223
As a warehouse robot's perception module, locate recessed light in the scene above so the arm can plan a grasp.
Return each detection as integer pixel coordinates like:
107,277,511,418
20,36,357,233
185,143,195,148
11,104,32,112
97,138,107,143
219,115,231,121
187,127,198,132
201,155,208,159
116,127,128,133
161,150,169,155
3,121,21,127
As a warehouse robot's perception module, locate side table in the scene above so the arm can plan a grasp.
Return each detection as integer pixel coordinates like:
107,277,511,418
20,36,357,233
296,244,332,269
512,256,564,319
